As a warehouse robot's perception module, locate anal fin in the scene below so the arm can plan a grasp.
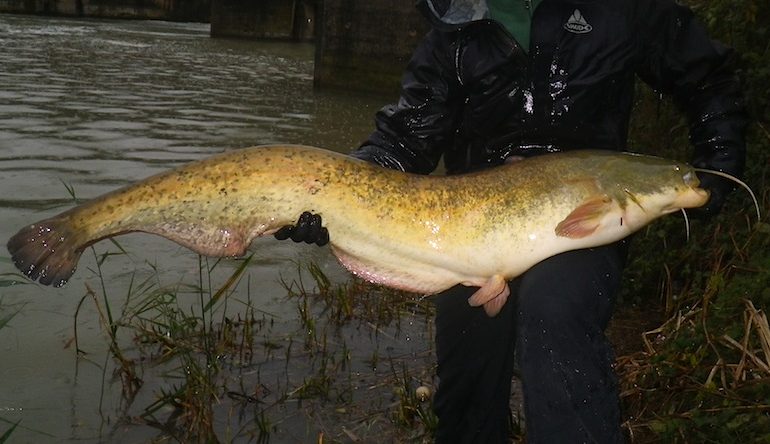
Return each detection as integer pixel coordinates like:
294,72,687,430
467,274,511,317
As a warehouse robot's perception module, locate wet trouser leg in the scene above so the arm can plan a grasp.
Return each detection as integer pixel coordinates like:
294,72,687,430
433,277,518,443
433,241,628,444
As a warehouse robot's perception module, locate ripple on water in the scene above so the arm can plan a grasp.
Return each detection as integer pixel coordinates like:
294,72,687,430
0,91,25,100
109,136,174,151
0,138,98,159
152,116,248,128
0,105,54,115
0,118,55,133
0,14,386,443
62,128,132,141
91,107,138,115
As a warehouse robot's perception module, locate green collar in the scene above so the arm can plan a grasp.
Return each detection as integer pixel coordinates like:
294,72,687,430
487,0,542,52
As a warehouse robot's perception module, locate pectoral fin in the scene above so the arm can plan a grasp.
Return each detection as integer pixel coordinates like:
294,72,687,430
468,274,511,317
555,196,612,239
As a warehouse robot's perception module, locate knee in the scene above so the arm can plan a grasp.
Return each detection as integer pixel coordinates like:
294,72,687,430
516,249,623,330
516,273,580,328
515,277,613,355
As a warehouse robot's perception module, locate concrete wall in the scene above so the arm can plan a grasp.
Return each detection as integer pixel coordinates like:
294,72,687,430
0,0,210,21
314,0,428,95
209,0,429,94
210,0,315,41
0,0,428,94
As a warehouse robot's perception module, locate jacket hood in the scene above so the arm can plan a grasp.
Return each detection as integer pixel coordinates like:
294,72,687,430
418,0,490,28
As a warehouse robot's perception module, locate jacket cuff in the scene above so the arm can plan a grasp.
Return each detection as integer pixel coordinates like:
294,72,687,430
349,145,410,172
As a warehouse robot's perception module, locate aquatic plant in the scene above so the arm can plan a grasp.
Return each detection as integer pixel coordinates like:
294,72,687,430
0,262,29,443
0,420,19,444
70,236,437,442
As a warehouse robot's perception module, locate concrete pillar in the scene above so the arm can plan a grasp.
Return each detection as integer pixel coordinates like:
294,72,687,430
210,0,315,41
314,0,428,95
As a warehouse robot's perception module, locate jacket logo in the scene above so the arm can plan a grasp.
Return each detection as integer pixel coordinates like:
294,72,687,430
564,9,592,34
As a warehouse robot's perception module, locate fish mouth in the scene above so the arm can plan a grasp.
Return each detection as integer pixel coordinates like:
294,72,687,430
673,186,711,210
674,171,710,209
659,172,710,212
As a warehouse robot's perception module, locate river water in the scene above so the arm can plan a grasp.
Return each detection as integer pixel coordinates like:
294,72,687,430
0,14,435,442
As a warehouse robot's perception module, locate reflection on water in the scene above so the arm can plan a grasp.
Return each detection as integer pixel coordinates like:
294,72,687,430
0,14,430,442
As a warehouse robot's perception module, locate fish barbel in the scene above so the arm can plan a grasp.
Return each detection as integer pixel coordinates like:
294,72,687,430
6,145,709,315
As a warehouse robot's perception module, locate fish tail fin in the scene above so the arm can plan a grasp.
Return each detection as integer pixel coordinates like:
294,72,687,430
7,217,87,287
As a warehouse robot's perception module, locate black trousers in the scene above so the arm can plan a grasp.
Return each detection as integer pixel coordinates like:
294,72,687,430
433,241,628,444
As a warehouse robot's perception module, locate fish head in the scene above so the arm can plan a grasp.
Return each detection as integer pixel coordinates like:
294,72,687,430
602,154,710,229
663,169,711,211
552,152,710,241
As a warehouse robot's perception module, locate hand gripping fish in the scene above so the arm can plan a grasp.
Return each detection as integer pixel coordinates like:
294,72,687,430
7,145,710,316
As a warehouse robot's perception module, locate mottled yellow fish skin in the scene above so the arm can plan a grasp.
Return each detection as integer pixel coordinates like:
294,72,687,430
7,145,709,292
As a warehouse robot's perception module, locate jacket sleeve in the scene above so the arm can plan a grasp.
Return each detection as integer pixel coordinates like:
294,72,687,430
635,0,748,183
350,29,465,174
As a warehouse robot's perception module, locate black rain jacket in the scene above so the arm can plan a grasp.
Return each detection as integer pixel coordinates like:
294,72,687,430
351,0,747,181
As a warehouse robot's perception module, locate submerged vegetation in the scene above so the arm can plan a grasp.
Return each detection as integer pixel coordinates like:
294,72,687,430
70,246,438,442
0,265,27,443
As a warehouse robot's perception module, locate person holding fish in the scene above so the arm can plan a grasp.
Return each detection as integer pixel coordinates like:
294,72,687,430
0,0,747,440
278,0,744,442
0,0,744,441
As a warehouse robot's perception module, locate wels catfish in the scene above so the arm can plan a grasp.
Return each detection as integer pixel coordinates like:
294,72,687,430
6,145,710,315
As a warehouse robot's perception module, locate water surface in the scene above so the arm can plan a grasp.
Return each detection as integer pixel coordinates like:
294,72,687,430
0,14,433,442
